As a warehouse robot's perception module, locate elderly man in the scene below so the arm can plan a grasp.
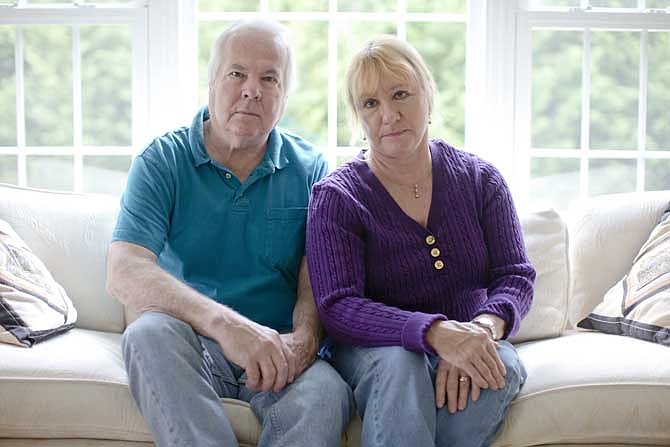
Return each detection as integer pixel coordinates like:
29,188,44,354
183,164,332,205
106,20,352,447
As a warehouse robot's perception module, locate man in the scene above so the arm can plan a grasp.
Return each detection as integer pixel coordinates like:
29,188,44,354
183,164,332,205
106,20,352,447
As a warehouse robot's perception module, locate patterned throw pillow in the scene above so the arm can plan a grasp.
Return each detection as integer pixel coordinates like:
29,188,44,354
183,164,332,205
0,219,77,347
578,206,670,346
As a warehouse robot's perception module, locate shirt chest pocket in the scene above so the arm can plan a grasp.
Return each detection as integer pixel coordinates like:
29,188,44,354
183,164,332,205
265,207,308,274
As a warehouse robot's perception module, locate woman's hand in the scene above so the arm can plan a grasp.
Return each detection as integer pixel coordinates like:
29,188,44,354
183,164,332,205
426,320,506,390
435,360,481,412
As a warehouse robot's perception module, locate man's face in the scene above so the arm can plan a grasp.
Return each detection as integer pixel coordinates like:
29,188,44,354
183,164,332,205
208,31,288,148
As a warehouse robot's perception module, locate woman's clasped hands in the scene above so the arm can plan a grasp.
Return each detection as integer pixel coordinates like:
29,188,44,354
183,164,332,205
426,320,506,412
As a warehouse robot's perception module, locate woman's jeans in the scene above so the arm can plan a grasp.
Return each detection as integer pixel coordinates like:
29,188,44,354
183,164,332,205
122,311,353,447
331,341,526,447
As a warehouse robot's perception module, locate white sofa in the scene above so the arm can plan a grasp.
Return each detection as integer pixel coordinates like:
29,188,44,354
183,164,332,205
1,182,669,447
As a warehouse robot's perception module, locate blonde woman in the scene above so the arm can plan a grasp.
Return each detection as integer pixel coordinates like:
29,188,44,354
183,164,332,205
306,36,535,447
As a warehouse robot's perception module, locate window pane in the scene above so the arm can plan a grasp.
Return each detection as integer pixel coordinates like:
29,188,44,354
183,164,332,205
24,25,73,147
407,22,465,148
532,29,581,149
83,155,131,195
0,26,15,147
646,159,670,191
269,0,327,11
337,22,396,146
198,21,232,106
0,156,17,184
407,0,465,13
530,158,579,209
27,155,73,191
589,159,636,195
590,31,638,150
82,25,131,146
647,0,670,7
199,0,258,11
279,22,327,146
338,0,395,11
647,32,670,151
529,0,578,6
590,0,637,6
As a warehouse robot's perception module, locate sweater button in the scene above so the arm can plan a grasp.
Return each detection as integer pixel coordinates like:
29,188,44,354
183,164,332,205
434,260,444,270
425,235,436,245
430,247,440,257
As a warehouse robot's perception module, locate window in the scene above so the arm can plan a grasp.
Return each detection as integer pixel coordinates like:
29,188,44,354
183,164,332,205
515,0,670,210
196,0,467,168
0,1,147,195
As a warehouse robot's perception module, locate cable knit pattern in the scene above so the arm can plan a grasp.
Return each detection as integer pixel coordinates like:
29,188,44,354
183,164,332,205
306,139,536,354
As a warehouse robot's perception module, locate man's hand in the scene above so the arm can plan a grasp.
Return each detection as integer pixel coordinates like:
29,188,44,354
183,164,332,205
212,318,292,393
426,320,506,390
280,329,319,379
435,359,481,413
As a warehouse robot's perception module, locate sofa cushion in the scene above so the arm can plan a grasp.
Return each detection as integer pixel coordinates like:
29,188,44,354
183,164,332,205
0,184,125,333
0,219,77,347
509,209,568,343
0,327,354,446
493,331,670,446
568,191,670,329
578,205,670,346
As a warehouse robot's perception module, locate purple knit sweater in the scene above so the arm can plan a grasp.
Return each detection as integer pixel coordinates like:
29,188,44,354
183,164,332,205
306,140,535,354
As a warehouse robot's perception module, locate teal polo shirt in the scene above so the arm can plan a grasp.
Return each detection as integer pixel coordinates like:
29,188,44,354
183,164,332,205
112,107,328,332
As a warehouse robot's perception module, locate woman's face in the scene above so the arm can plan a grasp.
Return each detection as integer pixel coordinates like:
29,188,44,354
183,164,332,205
356,75,429,161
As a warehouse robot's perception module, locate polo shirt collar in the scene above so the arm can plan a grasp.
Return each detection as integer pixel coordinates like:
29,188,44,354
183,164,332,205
189,106,289,171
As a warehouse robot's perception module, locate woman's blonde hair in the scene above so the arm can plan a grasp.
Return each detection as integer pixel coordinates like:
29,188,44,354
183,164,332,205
344,35,437,131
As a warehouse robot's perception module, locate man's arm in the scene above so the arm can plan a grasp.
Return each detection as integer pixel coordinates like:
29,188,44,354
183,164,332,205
106,240,291,392
280,256,322,377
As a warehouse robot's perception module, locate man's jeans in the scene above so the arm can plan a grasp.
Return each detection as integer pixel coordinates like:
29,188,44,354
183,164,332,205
331,341,526,447
122,311,353,447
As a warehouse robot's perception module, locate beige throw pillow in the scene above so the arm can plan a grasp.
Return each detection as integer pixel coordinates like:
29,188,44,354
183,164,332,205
578,206,670,346
0,218,77,347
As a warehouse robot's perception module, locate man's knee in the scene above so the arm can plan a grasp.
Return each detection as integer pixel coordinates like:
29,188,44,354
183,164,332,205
122,311,196,356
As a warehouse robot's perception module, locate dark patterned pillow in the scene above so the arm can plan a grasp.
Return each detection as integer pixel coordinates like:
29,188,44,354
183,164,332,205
578,206,670,346
0,219,77,347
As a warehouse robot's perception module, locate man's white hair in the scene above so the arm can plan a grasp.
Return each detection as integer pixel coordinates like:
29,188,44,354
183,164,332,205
207,19,296,94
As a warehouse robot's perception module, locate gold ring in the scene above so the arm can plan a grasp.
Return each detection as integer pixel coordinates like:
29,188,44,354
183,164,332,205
459,376,469,383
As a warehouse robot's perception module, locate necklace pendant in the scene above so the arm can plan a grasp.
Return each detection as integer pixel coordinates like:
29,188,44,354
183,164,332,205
413,183,420,199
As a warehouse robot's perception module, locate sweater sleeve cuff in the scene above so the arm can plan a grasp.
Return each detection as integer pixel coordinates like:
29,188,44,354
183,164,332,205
475,297,520,339
401,312,446,355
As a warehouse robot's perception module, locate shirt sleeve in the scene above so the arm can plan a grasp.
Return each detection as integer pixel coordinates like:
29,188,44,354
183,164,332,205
474,160,536,339
112,147,175,256
306,182,445,354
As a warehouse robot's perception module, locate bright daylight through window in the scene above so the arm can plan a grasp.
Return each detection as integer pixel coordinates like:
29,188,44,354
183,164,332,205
0,0,668,211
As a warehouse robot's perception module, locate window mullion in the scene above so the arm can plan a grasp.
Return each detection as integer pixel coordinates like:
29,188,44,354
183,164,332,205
15,24,26,187
397,0,406,40
327,0,338,169
73,24,83,192
637,29,648,192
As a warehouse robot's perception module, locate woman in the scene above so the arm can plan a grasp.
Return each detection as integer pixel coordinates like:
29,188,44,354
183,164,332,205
306,35,535,447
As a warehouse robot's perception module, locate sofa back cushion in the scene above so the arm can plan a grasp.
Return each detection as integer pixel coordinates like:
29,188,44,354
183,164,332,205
568,191,670,329
509,209,569,343
0,183,125,333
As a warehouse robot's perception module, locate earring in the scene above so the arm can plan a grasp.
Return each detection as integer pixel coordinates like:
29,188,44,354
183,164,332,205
363,136,367,141
428,116,432,125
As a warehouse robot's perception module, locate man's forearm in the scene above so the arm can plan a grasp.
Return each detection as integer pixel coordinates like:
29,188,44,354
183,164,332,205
106,241,250,340
292,257,322,341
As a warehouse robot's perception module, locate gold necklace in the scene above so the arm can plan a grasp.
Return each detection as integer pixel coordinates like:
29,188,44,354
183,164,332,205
371,163,432,200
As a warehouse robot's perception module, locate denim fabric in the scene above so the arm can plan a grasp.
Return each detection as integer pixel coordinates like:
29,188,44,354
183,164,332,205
122,312,353,447
331,341,526,447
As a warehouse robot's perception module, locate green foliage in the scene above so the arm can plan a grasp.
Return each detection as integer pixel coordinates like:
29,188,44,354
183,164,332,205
407,0,465,12
408,22,465,148
646,159,670,190
24,25,73,146
647,32,670,151
0,156,17,184
81,25,131,146
589,158,636,195
279,21,328,146
269,0,328,11
338,0,395,12
199,0,258,11
530,157,579,209
532,30,581,149
0,26,15,146
590,31,638,150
